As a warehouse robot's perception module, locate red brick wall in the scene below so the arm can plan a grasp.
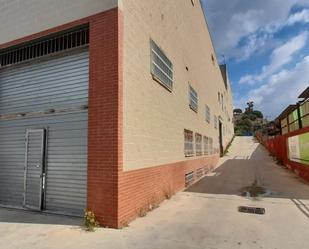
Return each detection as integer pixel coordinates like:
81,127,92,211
118,155,219,226
265,127,309,182
87,8,123,228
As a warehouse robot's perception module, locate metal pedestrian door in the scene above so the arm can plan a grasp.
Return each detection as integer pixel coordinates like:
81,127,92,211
24,129,46,210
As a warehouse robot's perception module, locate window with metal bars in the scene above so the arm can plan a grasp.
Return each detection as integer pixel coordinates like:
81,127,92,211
208,137,213,154
189,85,198,112
184,129,194,157
150,39,173,91
196,168,203,179
205,105,211,123
0,26,89,68
214,115,218,129
203,136,209,155
195,133,202,156
185,171,194,187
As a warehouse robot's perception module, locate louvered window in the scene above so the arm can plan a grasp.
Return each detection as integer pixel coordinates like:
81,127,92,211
203,136,209,155
0,26,89,68
189,85,198,112
205,105,211,123
214,115,218,129
209,138,214,154
184,129,194,157
150,40,173,91
195,133,202,156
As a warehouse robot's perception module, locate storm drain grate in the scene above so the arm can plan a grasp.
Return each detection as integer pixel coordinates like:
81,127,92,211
238,206,265,215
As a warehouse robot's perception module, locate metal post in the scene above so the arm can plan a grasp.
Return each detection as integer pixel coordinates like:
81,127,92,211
296,102,303,129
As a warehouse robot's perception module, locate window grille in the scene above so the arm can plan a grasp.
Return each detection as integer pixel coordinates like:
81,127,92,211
205,105,211,123
203,136,209,155
0,26,89,68
209,138,213,154
204,166,209,174
221,94,224,110
150,39,173,91
196,168,203,179
185,171,194,187
184,129,194,157
189,85,198,112
214,115,218,129
195,133,202,156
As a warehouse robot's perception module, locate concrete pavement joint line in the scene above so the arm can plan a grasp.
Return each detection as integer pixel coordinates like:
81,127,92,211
296,199,309,212
180,193,309,206
291,199,309,218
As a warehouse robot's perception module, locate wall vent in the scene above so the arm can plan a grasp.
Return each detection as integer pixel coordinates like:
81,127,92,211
196,168,203,179
185,171,194,187
0,26,89,68
204,166,209,174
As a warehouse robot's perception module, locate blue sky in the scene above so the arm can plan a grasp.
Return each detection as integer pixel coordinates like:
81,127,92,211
202,0,309,119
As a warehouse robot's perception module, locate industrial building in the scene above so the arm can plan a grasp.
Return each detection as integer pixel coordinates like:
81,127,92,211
0,0,234,227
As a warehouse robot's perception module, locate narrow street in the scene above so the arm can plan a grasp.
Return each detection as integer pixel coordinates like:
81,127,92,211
1,137,309,249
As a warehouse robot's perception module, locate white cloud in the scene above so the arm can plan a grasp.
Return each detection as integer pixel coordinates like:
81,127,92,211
235,55,309,118
286,8,309,26
239,32,308,85
239,75,254,85
202,0,309,60
240,33,273,61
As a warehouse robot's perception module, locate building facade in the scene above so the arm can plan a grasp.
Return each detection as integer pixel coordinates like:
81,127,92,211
0,0,234,227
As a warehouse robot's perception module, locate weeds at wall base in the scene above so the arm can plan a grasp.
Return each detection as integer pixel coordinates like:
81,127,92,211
84,210,100,232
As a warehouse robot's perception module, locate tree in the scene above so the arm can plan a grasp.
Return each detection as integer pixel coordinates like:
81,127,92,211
248,113,257,121
234,118,253,135
233,108,243,114
245,101,254,113
252,110,263,119
233,100,265,136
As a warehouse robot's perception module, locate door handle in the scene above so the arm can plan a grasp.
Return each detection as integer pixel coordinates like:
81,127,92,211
36,164,40,168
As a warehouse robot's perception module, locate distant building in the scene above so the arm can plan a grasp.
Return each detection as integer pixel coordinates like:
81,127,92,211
277,87,309,135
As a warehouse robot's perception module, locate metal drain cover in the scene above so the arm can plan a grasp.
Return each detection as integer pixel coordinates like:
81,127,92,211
238,206,265,215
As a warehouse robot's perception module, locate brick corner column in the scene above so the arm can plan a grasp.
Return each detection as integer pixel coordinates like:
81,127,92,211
87,7,123,228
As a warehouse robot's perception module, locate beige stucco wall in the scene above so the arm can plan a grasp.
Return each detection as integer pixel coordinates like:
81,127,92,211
0,0,118,45
122,0,234,171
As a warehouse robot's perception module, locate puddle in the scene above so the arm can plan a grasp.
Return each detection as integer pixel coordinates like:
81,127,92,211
260,190,276,197
241,181,266,197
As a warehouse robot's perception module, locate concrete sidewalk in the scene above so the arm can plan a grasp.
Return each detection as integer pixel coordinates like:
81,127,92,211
1,137,309,249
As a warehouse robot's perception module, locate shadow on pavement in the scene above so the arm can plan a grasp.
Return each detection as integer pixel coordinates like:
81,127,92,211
0,207,83,226
186,142,309,201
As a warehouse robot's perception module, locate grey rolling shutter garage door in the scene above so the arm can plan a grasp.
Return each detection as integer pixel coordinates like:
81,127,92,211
0,50,88,216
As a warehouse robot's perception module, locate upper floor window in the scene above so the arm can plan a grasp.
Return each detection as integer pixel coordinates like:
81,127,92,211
221,94,224,110
150,40,173,91
195,133,202,156
184,129,194,157
214,115,218,129
205,105,211,123
189,85,198,112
